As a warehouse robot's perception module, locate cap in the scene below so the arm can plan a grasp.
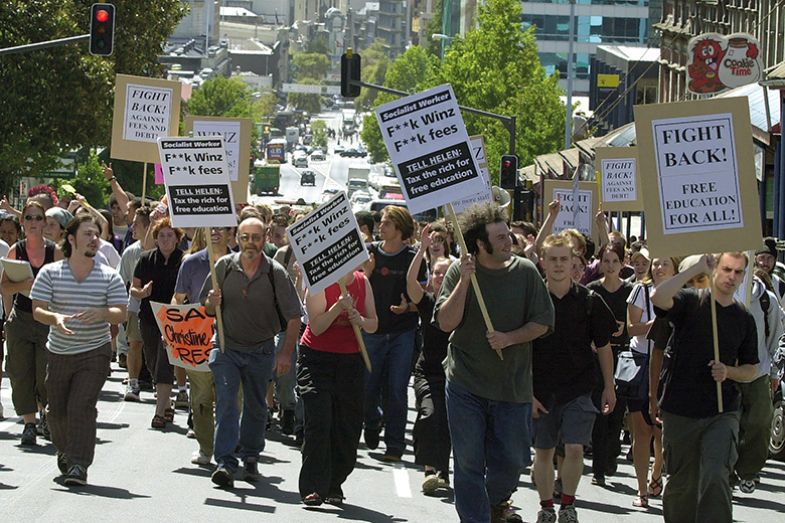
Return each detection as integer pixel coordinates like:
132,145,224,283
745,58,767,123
491,186,511,208
45,207,74,229
679,254,703,274
755,237,777,257
630,247,650,262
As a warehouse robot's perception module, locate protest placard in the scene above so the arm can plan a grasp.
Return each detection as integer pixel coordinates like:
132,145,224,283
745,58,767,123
634,97,761,258
111,75,181,164
448,135,493,214
544,179,599,240
151,302,213,372
594,147,641,211
375,85,488,215
157,137,237,228
185,116,252,204
287,192,369,295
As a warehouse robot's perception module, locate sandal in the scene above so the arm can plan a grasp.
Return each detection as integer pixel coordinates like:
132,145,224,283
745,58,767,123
633,494,649,508
151,414,166,429
648,475,663,497
324,494,344,506
303,492,323,506
163,408,175,423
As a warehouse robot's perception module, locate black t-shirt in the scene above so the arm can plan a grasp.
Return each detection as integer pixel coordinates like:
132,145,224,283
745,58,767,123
414,292,450,376
134,247,184,323
654,288,759,418
533,283,617,407
587,279,633,347
366,242,425,334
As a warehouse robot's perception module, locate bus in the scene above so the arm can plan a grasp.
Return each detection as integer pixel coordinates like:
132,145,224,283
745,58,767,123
265,138,287,163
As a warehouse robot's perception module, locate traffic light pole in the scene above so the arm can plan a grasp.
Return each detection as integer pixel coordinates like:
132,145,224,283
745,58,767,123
0,34,89,56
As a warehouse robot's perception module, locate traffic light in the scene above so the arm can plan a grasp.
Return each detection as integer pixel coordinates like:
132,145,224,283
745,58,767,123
341,50,361,97
89,3,115,56
500,154,518,189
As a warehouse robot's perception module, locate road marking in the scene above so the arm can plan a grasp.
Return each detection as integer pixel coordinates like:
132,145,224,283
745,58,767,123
393,464,412,498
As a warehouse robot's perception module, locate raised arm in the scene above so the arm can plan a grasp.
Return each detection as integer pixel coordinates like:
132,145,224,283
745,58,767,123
406,224,430,305
102,163,130,212
534,198,560,254
651,254,711,311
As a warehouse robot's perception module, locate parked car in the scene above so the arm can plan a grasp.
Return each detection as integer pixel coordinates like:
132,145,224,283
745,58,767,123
299,169,317,186
310,149,326,161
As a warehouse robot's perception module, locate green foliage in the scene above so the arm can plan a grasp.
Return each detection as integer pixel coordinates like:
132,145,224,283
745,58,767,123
355,39,391,110
287,78,322,113
51,152,109,208
291,52,330,81
0,0,186,198
187,76,255,118
310,120,328,149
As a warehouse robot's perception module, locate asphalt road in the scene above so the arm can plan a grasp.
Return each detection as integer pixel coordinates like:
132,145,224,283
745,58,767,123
2,364,784,523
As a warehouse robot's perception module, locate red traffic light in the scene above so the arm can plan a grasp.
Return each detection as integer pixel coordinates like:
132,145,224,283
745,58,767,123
502,160,513,169
89,3,115,56
95,9,109,22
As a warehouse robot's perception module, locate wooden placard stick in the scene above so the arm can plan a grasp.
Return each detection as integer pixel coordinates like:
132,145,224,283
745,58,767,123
141,162,148,204
204,227,226,353
446,203,503,361
338,279,372,372
709,276,724,413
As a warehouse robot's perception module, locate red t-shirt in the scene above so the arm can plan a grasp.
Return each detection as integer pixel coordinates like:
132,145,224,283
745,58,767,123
300,271,367,354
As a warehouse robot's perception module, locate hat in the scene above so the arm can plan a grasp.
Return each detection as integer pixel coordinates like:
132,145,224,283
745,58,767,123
491,186,511,208
630,247,650,262
45,207,73,229
678,254,703,274
755,237,777,257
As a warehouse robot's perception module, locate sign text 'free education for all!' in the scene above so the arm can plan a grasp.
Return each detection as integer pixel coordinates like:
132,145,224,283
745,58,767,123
375,85,487,215
287,192,370,295
157,137,237,228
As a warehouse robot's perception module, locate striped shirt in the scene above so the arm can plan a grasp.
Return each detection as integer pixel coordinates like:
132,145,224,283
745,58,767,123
30,260,128,355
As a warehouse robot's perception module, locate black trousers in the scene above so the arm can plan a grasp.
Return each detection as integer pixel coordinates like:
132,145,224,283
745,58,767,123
591,356,627,476
413,364,451,478
297,345,364,498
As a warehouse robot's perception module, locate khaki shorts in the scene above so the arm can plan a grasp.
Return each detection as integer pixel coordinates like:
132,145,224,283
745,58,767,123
125,311,142,344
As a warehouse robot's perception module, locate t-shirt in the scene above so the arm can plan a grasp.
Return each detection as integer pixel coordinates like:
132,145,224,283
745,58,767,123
627,282,654,354
30,260,128,355
98,238,121,269
174,248,229,305
118,241,142,313
587,279,633,347
367,242,426,334
415,292,450,376
300,271,367,354
654,288,759,418
434,256,555,403
133,247,184,323
200,252,302,350
533,283,617,407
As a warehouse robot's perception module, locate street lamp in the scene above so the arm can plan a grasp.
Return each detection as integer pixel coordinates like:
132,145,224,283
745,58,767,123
431,33,453,60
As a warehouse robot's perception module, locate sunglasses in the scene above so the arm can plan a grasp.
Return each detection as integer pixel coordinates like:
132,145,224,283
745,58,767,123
24,215,44,222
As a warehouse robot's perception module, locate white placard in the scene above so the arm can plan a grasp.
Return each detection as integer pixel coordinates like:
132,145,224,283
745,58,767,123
286,192,369,295
601,157,637,203
123,83,175,143
652,113,742,235
192,120,243,182
375,84,488,215
450,135,493,214
552,188,594,237
157,137,237,228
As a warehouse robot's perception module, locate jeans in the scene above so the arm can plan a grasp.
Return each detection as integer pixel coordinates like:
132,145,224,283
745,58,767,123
209,340,275,472
362,329,416,455
446,379,532,523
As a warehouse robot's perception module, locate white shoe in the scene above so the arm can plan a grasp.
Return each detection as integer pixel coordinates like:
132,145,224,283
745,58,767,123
0,402,4,420
191,450,211,465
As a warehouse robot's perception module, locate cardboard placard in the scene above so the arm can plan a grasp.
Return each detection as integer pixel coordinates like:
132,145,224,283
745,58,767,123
449,135,493,214
375,84,488,215
110,75,181,164
185,116,252,205
286,192,369,295
543,179,599,240
634,97,761,258
151,302,213,372
157,137,237,228
594,147,642,211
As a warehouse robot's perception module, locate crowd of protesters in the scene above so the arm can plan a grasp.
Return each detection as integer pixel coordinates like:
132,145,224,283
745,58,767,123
0,169,783,523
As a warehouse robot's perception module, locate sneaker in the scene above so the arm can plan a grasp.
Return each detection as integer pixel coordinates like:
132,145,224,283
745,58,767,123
124,385,140,402
422,473,445,494
363,428,380,450
558,505,579,523
56,452,69,475
591,474,606,487
491,499,523,523
280,409,295,435
739,479,756,494
174,390,189,409
536,508,557,523
211,464,234,488
37,412,51,440
191,450,211,466
186,428,196,439
21,422,37,446
244,458,261,483
63,465,87,486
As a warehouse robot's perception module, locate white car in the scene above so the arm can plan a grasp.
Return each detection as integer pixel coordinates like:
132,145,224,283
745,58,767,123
310,149,326,161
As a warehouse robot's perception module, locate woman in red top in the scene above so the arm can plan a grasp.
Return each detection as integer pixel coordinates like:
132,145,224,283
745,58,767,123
298,269,377,507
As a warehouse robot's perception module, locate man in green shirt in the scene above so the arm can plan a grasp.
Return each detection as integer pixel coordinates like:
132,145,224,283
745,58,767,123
435,203,554,523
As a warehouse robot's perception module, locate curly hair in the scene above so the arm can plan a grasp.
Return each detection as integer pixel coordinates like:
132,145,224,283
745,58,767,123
459,203,507,255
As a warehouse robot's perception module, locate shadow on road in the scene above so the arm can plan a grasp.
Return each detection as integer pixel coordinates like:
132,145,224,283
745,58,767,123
304,502,408,522
51,477,151,500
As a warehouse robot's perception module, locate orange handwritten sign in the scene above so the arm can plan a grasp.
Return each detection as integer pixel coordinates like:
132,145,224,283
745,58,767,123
150,302,214,372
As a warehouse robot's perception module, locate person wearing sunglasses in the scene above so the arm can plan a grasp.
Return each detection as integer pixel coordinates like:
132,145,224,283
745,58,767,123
1,200,64,446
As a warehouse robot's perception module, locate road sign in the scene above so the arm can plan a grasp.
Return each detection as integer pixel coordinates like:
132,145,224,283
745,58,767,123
281,83,341,95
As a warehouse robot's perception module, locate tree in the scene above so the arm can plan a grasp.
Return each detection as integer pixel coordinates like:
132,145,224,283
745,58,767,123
291,52,330,81
187,76,254,117
355,39,391,110
51,152,110,208
310,120,328,150
0,0,187,198
287,78,322,114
